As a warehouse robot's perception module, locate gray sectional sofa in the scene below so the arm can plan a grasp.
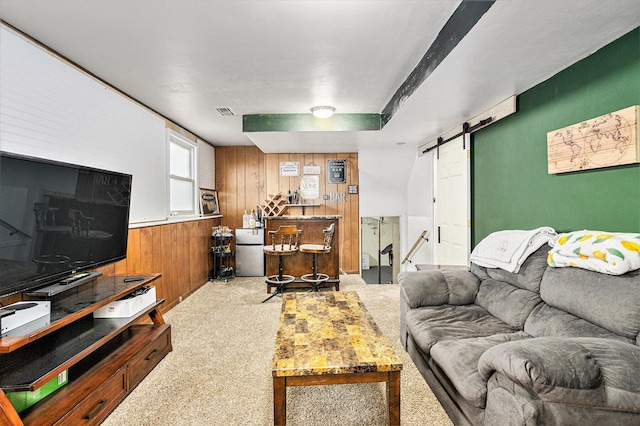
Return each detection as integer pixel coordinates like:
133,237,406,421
399,246,640,425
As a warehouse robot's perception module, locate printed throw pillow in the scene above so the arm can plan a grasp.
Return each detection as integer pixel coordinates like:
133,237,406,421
547,230,640,275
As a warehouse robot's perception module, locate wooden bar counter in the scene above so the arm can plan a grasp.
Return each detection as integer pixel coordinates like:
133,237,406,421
265,215,340,290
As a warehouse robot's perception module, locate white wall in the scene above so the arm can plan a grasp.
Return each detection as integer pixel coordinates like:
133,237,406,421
0,27,168,223
359,146,416,217
0,26,217,225
358,146,434,271
404,151,435,270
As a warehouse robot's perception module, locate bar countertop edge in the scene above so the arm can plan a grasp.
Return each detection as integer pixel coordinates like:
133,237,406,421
266,215,342,220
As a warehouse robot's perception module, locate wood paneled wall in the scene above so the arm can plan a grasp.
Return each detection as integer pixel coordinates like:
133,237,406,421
215,146,359,274
96,217,220,312
0,218,220,313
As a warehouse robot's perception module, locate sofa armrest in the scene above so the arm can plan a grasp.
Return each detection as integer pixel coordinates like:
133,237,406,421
478,337,640,412
398,270,480,308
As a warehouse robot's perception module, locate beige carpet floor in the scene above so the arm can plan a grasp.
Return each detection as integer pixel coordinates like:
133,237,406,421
102,275,452,426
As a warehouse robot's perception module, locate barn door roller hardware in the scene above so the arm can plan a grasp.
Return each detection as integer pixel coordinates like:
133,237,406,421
430,117,493,157
418,96,517,157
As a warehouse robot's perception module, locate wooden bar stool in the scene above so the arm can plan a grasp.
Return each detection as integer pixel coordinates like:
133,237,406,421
299,223,335,292
262,225,301,303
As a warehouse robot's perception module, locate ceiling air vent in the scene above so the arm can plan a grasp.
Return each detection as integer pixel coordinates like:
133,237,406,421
216,107,236,117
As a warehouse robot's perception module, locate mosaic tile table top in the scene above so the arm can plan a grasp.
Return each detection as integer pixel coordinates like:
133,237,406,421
272,291,403,378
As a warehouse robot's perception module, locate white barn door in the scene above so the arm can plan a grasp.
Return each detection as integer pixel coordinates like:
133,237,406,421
435,134,470,266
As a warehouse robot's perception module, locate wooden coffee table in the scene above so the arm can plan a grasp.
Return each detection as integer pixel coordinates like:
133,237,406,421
271,291,403,425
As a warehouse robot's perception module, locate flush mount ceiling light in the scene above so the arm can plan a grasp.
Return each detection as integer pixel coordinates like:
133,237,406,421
310,106,336,119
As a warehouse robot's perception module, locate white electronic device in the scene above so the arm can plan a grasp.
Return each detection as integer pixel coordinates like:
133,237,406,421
0,301,51,336
93,286,156,318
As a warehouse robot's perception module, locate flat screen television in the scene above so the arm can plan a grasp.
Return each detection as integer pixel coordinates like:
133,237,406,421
0,152,132,298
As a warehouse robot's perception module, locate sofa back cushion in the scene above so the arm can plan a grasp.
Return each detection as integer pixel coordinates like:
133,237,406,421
540,267,640,343
524,303,636,345
470,262,490,281
475,279,542,328
484,245,549,292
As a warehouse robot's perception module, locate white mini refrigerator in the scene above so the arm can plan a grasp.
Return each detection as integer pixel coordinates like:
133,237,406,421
235,228,265,276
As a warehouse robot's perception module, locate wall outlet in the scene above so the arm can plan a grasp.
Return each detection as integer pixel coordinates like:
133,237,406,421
178,296,182,302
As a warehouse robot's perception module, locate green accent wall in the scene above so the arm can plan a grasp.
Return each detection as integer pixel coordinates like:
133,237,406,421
472,28,640,246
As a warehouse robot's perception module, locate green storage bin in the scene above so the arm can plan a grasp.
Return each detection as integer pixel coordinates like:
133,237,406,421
6,370,68,413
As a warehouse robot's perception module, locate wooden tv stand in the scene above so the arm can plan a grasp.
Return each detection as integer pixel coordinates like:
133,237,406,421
0,274,171,425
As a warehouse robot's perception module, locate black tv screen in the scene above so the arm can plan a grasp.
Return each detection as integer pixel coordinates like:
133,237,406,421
0,152,132,297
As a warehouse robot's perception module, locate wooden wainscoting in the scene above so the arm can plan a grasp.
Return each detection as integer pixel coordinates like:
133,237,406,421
0,217,220,312
215,146,359,274
96,217,221,312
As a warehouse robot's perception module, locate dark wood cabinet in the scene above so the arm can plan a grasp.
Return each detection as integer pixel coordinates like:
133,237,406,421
0,275,172,425
55,368,127,426
128,325,172,388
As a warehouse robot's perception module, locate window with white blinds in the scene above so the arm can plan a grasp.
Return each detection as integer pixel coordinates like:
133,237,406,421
197,139,216,191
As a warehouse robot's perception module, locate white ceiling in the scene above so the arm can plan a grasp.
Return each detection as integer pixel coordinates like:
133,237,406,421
1,0,639,153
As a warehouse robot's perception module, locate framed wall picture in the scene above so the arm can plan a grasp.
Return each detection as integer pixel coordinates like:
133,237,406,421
300,175,320,199
547,105,639,174
280,161,300,176
199,188,220,215
328,159,347,184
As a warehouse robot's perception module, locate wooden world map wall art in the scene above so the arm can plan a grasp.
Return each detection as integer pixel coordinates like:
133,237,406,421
547,105,639,174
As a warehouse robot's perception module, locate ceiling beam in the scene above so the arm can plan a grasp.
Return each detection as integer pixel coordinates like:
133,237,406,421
243,113,382,132
381,0,496,126
244,1,496,136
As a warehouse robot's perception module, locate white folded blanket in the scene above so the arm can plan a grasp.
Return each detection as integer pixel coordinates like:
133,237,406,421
470,227,556,273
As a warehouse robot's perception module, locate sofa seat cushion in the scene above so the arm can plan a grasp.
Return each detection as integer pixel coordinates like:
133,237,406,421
430,332,530,408
405,304,519,354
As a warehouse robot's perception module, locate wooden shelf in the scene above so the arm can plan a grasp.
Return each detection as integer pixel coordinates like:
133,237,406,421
21,324,171,425
0,274,171,425
0,274,160,354
0,299,164,392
